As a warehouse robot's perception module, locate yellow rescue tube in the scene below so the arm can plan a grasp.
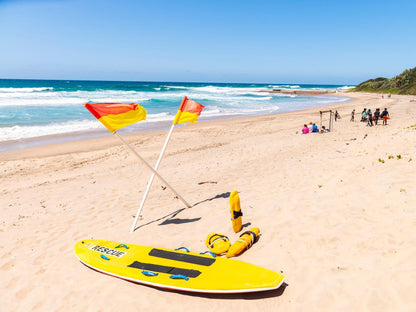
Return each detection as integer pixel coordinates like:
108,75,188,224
226,228,259,258
205,233,231,255
230,190,243,233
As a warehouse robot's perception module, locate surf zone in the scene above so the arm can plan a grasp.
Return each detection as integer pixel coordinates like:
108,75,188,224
90,245,126,258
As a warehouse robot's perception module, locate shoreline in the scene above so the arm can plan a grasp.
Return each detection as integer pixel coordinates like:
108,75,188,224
0,93,352,154
260,89,340,95
1,92,416,311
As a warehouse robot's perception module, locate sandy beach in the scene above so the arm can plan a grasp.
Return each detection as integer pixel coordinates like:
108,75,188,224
1,92,415,311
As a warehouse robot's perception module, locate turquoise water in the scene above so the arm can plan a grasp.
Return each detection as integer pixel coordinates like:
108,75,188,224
0,79,353,151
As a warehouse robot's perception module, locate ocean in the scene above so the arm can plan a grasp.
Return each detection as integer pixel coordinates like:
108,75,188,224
0,79,353,152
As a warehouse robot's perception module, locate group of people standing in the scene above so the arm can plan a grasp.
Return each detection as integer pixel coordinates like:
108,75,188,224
352,108,390,126
302,106,390,134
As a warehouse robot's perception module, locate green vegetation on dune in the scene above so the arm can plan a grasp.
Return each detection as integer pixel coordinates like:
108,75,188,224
352,67,416,95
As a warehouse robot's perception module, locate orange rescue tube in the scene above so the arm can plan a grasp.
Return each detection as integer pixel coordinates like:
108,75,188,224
226,227,260,258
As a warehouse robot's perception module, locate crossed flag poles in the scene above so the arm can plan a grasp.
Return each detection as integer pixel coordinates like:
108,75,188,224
85,97,204,232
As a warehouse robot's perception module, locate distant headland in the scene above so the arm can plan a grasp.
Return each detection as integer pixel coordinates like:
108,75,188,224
352,66,416,95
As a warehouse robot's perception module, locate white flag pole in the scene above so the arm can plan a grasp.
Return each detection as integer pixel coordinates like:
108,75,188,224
130,123,176,232
113,132,191,216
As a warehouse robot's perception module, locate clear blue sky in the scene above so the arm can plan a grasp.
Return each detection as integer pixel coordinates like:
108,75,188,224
0,0,415,84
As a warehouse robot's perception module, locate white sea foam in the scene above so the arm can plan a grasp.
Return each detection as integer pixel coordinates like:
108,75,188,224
0,89,153,107
188,85,264,95
0,85,277,109
146,112,172,122
0,87,53,93
0,112,189,141
0,120,101,141
0,97,86,106
159,85,188,90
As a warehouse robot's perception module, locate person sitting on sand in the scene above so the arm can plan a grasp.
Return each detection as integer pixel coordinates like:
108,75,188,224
308,122,313,132
320,125,329,133
381,108,390,125
302,124,309,134
312,123,318,133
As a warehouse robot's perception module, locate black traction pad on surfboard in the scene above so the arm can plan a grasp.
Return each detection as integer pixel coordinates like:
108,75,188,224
128,261,201,278
148,249,216,266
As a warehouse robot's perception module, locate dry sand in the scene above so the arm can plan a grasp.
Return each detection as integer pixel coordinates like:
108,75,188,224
1,92,415,311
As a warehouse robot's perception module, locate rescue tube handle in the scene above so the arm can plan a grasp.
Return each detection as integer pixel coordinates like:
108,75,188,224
115,244,129,249
175,247,190,253
141,270,158,277
169,274,189,281
199,251,216,258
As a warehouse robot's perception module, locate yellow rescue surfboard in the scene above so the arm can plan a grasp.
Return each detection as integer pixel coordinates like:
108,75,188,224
74,239,284,294
230,190,243,233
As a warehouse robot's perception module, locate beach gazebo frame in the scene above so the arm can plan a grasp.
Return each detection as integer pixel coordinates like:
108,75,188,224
319,110,333,132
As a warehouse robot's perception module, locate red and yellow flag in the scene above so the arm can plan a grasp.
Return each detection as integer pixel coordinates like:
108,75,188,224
173,96,204,125
84,102,147,133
